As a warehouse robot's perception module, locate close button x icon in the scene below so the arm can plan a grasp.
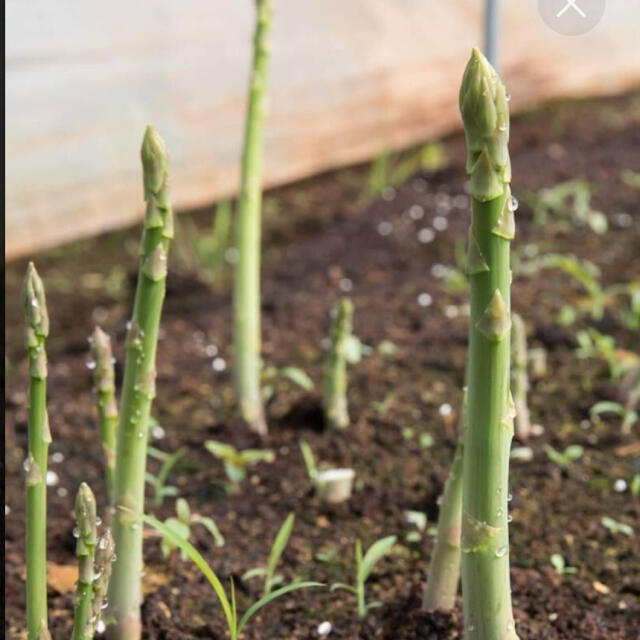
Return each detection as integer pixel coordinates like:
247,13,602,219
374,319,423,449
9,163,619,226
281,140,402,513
556,0,587,18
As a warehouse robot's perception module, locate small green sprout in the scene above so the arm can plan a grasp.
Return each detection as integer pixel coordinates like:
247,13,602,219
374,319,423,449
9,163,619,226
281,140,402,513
601,516,634,537
161,498,225,559
141,512,321,640
550,554,577,575
621,169,640,189
371,391,395,417
205,441,274,490
242,513,295,595
631,474,640,497
575,329,636,382
261,364,314,406
330,536,397,618
523,179,607,234
146,446,186,507
404,511,427,543
544,444,584,467
590,401,638,436
299,440,317,483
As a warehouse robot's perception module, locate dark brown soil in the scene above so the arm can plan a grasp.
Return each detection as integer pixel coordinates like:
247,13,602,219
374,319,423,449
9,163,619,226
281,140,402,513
5,92,640,640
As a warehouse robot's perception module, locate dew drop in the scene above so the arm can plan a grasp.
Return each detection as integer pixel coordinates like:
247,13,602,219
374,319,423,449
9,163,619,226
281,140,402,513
96,517,102,526
98,537,109,550
212,357,227,372
377,221,393,236
409,205,424,220
86,360,97,370
23,455,34,473
46,470,59,487
73,526,80,539
507,515,513,523
418,228,435,244
506,93,512,102
508,196,519,212
495,546,507,558
507,493,513,502
417,293,432,308
96,620,106,633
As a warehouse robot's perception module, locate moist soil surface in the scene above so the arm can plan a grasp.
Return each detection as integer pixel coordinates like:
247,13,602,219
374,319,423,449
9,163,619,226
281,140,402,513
5,92,640,640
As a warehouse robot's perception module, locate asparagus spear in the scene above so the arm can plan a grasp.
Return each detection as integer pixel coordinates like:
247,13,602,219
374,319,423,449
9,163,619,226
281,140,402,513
89,529,116,638
233,0,273,435
89,327,118,504
108,127,173,640
511,313,531,440
459,48,518,639
324,299,353,429
23,262,52,640
422,392,466,610
71,484,97,640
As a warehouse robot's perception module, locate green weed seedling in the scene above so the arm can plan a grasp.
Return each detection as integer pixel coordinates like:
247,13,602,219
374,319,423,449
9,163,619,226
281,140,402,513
146,446,186,507
261,364,314,406
330,536,396,618
601,516,634,537
590,401,638,436
242,513,295,594
550,554,577,576
575,328,636,382
544,444,584,467
205,440,274,491
522,179,607,234
161,498,225,559
142,512,321,640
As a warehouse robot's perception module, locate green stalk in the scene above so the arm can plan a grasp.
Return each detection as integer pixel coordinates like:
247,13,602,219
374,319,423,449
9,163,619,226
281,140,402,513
23,262,52,640
511,313,531,441
89,529,116,637
355,540,366,619
422,392,466,611
459,49,518,639
90,327,118,504
71,484,97,640
233,0,273,435
108,127,173,640
323,299,353,430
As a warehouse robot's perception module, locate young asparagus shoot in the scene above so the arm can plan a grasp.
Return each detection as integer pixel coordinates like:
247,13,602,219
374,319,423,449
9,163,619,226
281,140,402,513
423,394,466,611
550,554,577,576
233,0,273,435
71,484,98,640
242,512,295,595
575,328,636,382
145,446,186,507
324,299,354,429
23,262,51,640
511,314,532,441
161,498,225,559
89,327,118,504
108,126,174,640
140,513,321,640
90,530,116,638
459,48,518,639
330,536,396,618
205,441,274,491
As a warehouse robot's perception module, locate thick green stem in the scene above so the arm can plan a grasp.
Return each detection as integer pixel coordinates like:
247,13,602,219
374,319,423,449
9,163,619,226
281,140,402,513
233,0,272,435
460,49,518,640
71,484,97,640
511,313,531,441
90,327,118,504
324,299,353,429
423,396,466,610
23,263,51,640
108,127,173,640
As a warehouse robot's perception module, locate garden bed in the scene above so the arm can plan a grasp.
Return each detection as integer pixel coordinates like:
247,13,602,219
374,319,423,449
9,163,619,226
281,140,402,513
5,92,640,640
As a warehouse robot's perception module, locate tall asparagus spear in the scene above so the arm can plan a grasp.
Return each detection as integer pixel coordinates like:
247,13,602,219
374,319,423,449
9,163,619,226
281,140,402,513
233,0,273,435
422,392,466,610
90,327,118,504
23,262,52,640
511,313,531,440
459,49,518,639
108,127,173,640
71,484,97,640
324,299,353,430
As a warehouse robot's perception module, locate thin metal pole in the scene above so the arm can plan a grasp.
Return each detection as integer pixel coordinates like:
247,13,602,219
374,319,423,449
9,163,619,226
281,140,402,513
484,0,500,70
